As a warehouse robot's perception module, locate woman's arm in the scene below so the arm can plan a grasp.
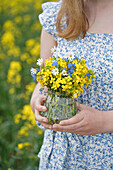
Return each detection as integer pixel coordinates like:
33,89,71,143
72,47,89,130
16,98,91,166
40,28,57,63
51,104,113,135
30,28,57,127
102,110,113,133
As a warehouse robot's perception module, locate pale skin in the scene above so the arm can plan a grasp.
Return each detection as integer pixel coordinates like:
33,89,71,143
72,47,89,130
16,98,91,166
30,0,113,135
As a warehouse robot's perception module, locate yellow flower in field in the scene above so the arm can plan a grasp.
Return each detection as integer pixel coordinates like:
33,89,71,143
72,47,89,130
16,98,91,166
34,1,42,10
7,46,21,57
15,74,21,83
18,143,24,150
0,6,2,14
18,126,29,137
22,105,33,115
21,105,36,126
30,22,41,31
26,82,36,92
8,168,12,170
38,129,43,135
10,0,18,8
27,58,34,64
3,20,14,31
30,43,40,56
25,39,35,47
10,61,22,71
24,142,30,147
1,32,15,47
23,14,31,23
14,114,21,124
9,88,15,94
20,53,30,61
0,53,5,60
18,142,30,150
26,123,32,129
14,16,22,24
7,61,22,84
7,70,15,83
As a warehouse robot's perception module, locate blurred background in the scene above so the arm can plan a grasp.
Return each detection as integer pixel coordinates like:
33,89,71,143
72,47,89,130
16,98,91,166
0,0,54,169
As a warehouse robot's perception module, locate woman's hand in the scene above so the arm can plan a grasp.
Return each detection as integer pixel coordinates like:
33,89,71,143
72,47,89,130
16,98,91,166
30,83,53,129
34,94,53,129
52,104,104,135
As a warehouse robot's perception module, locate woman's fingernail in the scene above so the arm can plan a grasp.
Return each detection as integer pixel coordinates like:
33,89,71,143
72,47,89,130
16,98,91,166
60,122,64,125
42,107,46,111
43,119,47,123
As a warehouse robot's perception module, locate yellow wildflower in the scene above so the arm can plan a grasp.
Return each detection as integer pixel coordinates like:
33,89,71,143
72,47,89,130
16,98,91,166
26,82,36,92
7,46,21,57
1,32,15,48
18,143,24,150
0,53,5,60
10,61,22,71
25,39,35,47
24,142,30,147
14,16,22,24
20,53,30,61
15,74,21,83
30,43,40,56
3,20,14,31
18,126,29,137
14,114,21,124
9,88,15,94
38,129,43,135
23,14,31,23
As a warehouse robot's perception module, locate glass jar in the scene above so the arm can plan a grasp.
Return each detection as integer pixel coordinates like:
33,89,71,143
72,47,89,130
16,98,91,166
40,91,77,125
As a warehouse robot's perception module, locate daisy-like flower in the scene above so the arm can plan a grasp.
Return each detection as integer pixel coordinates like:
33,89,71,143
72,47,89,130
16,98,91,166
62,69,68,76
30,68,39,82
51,46,57,53
52,68,59,76
68,52,75,61
37,58,43,66
30,68,37,74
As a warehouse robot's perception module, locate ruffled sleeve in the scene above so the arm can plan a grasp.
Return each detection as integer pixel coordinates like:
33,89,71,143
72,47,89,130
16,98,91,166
38,1,62,40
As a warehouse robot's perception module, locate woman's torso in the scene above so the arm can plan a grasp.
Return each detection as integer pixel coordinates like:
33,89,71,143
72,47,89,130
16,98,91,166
38,1,113,169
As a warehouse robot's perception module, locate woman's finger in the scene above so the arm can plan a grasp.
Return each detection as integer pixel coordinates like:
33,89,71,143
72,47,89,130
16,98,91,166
41,122,53,129
37,95,46,104
78,103,96,112
35,109,48,123
53,118,85,132
59,112,84,125
35,104,47,112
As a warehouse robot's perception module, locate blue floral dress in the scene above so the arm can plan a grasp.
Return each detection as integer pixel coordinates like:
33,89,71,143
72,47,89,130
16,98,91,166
36,1,113,169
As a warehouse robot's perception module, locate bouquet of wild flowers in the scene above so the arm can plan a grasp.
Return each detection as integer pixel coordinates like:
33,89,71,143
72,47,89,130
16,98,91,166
31,47,95,124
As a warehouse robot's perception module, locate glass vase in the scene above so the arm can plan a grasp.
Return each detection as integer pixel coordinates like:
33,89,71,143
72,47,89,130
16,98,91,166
40,91,77,125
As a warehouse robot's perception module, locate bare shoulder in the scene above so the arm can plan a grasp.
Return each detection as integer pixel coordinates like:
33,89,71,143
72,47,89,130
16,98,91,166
40,28,57,61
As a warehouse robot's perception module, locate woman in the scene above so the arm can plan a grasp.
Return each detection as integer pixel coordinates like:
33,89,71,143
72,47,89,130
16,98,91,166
30,0,113,169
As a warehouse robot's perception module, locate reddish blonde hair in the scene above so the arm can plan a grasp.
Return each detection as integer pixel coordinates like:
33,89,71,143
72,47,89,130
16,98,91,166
56,0,89,40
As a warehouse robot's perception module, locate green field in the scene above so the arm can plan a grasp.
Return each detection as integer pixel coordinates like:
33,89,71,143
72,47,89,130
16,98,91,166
0,0,53,169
